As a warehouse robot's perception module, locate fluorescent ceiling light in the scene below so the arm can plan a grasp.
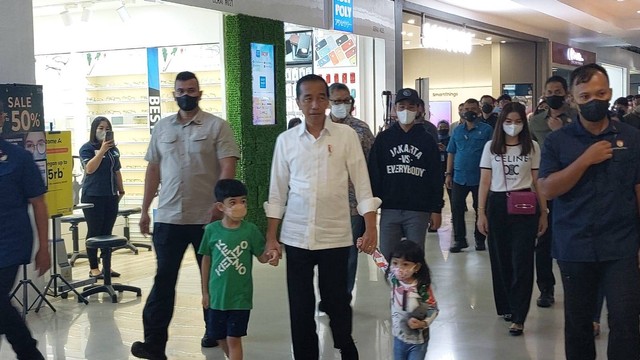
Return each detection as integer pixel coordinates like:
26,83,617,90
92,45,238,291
60,10,72,26
401,31,406,35
421,22,474,54
407,19,416,24
500,40,506,43
117,5,130,22
485,36,492,41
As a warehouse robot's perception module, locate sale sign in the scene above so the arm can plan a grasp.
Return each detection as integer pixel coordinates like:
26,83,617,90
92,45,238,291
44,131,73,217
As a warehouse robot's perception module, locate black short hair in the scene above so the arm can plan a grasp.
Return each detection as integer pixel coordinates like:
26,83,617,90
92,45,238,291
296,74,329,99
570,63,609,88
546,75,568,92
464,98,479,106
215,179,248,202
287,117,302,129
480,95,495,103
634,94,640,101
175,71,200,88
497,94,512,102
614,97,629,107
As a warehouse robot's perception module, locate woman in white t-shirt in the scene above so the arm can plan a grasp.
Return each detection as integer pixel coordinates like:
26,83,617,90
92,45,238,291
476,101,548,337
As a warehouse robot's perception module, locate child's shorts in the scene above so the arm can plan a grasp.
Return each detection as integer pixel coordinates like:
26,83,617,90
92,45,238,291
207,309,251,340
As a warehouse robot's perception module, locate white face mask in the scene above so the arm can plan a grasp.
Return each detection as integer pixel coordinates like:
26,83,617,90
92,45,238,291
331,103,350,119
96,129,106,141
397,110,417,125
503,123,523,137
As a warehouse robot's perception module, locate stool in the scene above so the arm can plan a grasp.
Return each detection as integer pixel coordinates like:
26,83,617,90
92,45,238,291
113,207,152,254
61,213,88,266
80,235,142,303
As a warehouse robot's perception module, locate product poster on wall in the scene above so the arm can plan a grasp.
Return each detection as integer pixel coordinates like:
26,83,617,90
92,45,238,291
251,43,276,125
313,30,357,68
0,84,48,187
44,131,73,217
285,31,314,65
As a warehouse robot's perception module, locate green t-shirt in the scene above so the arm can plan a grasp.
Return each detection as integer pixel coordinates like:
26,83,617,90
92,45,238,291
198,220,265,310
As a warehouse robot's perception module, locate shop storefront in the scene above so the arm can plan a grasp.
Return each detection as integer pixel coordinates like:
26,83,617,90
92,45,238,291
400,3,548,124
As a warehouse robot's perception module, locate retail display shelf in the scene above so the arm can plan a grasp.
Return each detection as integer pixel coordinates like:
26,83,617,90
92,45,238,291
86,100,148,105
86,85,147,91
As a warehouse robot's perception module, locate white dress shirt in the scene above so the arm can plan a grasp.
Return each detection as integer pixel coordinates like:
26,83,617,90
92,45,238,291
265,117,381,250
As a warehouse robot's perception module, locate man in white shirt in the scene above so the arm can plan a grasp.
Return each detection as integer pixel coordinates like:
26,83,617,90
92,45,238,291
265,74,380,360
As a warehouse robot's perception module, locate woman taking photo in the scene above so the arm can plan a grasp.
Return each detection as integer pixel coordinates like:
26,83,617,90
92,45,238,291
476,102,548,336
80,116,125,278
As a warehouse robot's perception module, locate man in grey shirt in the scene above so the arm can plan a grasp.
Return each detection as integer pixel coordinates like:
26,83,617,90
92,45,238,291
131,71,240,360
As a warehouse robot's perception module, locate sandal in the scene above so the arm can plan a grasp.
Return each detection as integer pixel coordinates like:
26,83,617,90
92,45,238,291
509,323,524,336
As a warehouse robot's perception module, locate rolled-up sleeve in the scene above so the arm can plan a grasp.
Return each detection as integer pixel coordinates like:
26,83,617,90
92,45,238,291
264,135,290,219
345,129,381,215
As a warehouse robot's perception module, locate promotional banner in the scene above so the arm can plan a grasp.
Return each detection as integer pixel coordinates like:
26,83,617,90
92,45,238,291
251,43,276,125
147,47,161,132
44,131,73,217
0,84,47,186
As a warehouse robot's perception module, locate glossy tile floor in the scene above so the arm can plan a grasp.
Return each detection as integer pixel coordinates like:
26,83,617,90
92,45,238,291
1,206,611,359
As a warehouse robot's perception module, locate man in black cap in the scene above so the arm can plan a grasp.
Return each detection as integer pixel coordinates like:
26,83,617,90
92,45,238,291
369,88,444,259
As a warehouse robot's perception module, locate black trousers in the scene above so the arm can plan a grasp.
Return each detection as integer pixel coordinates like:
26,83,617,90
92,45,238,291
535,200,555,293
285,245,357,360
81,194,119,269
0,264,43,359
558,257,640,360
486,192,537,324
451,182,485,245
142,223,207,353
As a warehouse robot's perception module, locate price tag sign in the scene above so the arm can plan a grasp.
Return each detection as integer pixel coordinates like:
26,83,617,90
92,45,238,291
0,84,45,134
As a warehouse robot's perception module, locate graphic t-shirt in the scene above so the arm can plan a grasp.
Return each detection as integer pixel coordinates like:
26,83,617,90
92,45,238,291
198,220,265,310
479,140,541,192
389,275,438,345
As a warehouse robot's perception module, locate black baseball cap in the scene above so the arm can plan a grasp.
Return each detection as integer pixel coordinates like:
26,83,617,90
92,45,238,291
395,88,420,104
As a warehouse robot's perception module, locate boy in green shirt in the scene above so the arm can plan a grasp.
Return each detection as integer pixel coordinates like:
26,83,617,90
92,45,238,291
199,179,278,360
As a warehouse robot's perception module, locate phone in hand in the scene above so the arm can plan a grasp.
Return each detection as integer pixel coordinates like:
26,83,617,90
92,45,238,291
105,130,114,142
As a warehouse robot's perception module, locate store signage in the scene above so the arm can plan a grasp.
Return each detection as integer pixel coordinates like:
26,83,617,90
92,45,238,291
44,131,73,217
421,23,473,55
251,43,276,125
333,0,353,33
147,48,161,132
552,42,596,67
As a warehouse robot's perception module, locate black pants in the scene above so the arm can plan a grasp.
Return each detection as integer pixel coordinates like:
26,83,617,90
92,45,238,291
487,192,537,324
285,245,357,360
535,200,555,293
81,194,119,269
0,264,43,359
451,182,485,245
142,223,207,353
558,257,640,360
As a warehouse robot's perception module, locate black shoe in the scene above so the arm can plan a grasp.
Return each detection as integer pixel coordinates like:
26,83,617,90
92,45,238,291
475,242,486,251
502,314,512,322
110,270,121,278
427,228,438,233
536,290,555,308
449,241,468,253
509,323,523,336
340,342,359,360
201,335,218,348
131,341,167,360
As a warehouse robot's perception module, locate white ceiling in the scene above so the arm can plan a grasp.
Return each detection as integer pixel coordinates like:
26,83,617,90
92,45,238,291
408,0,640,49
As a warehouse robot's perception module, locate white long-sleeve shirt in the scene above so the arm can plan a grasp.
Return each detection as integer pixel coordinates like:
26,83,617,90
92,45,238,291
264,117,381,250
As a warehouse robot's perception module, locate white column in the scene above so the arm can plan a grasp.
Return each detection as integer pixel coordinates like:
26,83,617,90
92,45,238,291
0,0,36,83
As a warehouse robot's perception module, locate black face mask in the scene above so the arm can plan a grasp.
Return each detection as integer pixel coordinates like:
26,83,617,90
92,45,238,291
437,129,449,136
545,95,565,110
464,111,478,122
481,104,493,114
579,99,610,122
177,95,199,111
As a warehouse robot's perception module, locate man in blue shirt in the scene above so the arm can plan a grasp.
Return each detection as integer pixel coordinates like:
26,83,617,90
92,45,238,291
0,101,50,360
538,63,640,360
445,98,493,252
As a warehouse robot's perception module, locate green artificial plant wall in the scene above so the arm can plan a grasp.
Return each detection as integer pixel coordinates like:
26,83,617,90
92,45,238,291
224,14,286,231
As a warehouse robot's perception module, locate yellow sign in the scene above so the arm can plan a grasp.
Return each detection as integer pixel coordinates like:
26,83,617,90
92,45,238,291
45,131,73,216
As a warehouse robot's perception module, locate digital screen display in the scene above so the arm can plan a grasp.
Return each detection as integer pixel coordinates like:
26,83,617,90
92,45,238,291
251,43,276,125
428,101,452,125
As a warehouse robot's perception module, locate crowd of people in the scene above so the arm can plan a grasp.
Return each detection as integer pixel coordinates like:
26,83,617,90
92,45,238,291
3,63,640,360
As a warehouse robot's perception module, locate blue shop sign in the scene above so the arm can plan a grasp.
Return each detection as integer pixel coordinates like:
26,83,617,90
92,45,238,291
333,0,353,33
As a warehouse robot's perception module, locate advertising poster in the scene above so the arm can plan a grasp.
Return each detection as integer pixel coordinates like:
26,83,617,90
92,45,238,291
314,30,357,69
0,84,47,186
44,131,73,217
251,43,276,126
428,101,452,125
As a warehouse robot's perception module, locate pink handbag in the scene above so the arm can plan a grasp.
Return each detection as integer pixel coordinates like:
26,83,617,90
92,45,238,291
501,157,537,215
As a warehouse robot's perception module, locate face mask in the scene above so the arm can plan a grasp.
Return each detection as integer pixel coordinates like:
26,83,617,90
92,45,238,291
96,129,106,142
437,129,449,136
177,94,199,111
545,95,565,110
503,123,524,137
391,266,415,281
493,107,502,114
616,109,626,120
481,104,494,114
397,110,416,125
224,204,247,221
331,104,350,119
579,99,610,122
464,111,478,122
